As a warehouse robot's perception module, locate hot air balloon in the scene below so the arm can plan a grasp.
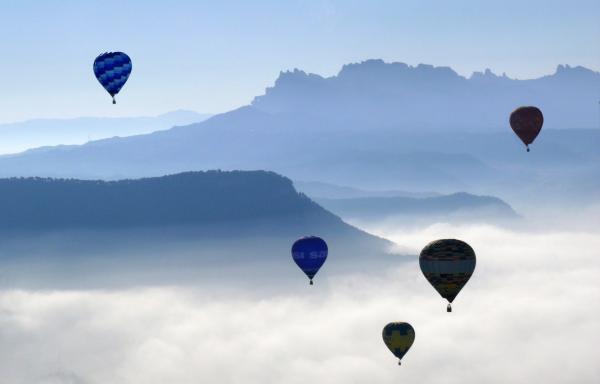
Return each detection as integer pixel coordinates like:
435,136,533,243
509,106,544,152
291,236,327,285
382,322,415,365
419,239,476,312
93,52,132,104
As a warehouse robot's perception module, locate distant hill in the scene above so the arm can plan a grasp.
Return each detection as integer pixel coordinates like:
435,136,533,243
294,181,517,224
0,110,211,154
294,180,440,199
0,171,354,232
316,192,518,223
0,171,392,253
0,171,396,288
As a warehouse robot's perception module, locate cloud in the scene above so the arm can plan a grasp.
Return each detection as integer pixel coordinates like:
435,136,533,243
0,224,599,383
32,372,89,384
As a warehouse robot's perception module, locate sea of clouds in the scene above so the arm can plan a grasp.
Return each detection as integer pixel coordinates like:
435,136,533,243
0,222,599,384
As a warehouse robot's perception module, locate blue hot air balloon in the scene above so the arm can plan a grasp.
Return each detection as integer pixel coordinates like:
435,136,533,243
93,52,132,104
291,236,328,285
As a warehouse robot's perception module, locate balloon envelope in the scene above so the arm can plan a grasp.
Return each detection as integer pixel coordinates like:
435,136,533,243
291,236,327,284
93,52,132,103
509,106,543,150
419,239,476,304
382,322,415,363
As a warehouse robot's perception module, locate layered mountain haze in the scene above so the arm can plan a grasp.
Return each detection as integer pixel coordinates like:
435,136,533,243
0,110,210,154
0,60,598,208
316,192,518,224
294,181,516,226
294,180,441,199
3,2,600,382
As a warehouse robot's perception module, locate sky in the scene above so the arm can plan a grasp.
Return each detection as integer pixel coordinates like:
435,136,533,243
0,0,599,123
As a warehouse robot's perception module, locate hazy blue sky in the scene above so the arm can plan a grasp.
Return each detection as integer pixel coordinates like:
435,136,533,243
1,0,598,123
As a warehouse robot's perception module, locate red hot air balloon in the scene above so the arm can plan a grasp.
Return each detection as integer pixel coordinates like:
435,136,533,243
509,106,544,152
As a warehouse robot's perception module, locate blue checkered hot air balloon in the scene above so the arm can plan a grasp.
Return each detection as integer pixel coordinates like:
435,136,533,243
292,236,328,285
93,52,132,104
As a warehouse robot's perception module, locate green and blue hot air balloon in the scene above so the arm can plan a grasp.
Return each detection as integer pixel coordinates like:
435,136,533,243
419,239,476,312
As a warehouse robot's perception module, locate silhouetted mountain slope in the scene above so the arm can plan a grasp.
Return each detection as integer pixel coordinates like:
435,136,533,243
0,171,396,289
0,171,358,233
317,192,517,221
253,60,600,130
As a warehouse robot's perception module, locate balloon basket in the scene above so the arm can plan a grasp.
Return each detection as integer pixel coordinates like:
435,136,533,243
447,303,452,312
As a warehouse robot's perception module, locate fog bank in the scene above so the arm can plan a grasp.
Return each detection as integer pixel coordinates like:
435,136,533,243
0,224,598,383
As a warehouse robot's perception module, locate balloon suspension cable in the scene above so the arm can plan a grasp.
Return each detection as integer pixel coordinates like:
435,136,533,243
112,96,116,105
309,279,314,285
447,303,452,312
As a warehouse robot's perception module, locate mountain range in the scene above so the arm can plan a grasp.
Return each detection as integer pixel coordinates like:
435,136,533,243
0,60,598,207
253,60,600,130
0,110,210,154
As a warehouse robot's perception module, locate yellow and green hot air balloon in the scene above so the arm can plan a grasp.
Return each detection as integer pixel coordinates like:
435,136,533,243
382,322,415,365
419,239,476,312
